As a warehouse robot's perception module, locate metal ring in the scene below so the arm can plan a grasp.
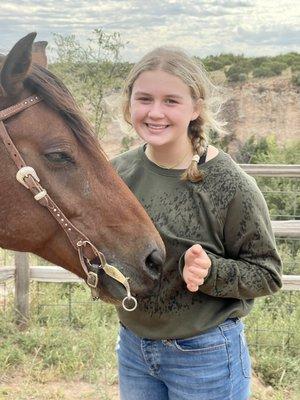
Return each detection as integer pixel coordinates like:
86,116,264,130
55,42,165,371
122,295,137,312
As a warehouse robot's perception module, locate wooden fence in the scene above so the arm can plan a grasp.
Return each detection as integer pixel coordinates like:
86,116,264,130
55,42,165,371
0,163,299,327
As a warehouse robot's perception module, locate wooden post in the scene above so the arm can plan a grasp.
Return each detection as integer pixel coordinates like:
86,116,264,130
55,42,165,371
14,252,30,329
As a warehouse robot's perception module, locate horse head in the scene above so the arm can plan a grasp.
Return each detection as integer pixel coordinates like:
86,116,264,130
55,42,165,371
0,33,165,306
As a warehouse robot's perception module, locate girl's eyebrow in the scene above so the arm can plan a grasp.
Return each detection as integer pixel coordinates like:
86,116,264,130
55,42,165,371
134,91,183,99
133,91,151,96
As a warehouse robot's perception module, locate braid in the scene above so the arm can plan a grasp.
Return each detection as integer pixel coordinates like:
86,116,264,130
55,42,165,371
181,116,208,183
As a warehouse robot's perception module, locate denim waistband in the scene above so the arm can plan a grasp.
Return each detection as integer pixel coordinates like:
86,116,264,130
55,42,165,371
119,317,241,340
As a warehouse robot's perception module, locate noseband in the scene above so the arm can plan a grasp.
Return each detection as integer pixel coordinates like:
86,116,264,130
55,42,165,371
0,94,137,312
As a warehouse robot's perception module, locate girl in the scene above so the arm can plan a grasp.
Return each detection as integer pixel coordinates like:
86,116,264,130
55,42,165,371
112,47,282,400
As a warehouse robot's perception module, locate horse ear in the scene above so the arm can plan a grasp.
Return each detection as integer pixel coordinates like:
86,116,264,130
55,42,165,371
0,32,37,97
32,41,48,68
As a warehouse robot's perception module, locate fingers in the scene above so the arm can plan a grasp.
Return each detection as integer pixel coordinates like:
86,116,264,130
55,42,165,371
185,272,205,287
187,283,199,292
184,267,207,291
188,266,208,280
183,244,212,292
186,277,204,287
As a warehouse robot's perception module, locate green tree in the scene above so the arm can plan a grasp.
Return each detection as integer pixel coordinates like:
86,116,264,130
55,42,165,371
50,29,127,138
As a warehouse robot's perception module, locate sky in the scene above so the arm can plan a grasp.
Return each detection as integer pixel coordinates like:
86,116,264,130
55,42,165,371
1,0,299,62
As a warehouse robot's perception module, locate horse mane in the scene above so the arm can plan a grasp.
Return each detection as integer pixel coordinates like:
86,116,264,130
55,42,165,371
24,64,108,160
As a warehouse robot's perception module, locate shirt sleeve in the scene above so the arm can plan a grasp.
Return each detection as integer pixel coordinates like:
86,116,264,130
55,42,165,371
180,179,283,299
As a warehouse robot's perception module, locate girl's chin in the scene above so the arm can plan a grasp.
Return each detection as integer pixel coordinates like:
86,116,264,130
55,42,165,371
142,137,170,147
139,130,171,146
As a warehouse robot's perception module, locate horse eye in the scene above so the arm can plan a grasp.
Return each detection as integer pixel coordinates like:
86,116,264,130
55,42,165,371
45,152,74,164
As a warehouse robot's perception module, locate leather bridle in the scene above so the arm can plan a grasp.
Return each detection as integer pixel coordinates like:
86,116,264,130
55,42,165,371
0,94,137,311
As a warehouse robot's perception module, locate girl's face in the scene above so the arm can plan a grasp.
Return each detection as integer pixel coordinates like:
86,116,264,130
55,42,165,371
130,70,199,149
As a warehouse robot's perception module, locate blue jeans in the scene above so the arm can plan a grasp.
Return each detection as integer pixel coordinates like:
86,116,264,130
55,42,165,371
116,318,251,400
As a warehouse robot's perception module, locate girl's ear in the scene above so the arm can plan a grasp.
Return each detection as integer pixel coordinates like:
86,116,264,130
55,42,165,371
191,98,202,121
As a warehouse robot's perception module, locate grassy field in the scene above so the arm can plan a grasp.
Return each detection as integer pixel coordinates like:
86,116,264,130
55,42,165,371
0,279,299,400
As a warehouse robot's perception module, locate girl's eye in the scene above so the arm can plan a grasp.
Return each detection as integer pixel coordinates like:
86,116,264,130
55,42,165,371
165,99,178,104
137,97,151,103
45,152,75,164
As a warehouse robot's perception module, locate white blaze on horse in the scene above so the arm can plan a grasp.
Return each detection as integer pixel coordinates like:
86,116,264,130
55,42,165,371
0,33,165,309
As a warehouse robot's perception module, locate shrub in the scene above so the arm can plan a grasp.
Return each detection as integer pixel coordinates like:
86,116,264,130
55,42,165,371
226,62,251,82
253,66,275,78
292,73,300,86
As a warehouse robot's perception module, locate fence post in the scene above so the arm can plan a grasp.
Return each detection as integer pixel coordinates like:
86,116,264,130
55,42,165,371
14,252,30,328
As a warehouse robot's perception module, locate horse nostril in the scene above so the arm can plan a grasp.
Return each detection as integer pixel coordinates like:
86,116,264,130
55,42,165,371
145,249,164,277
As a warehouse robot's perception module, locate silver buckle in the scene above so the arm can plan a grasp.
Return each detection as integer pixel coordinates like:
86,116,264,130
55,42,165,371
16,166,40,189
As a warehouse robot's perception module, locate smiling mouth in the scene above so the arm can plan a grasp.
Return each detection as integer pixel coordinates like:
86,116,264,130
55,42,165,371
145,123,169,130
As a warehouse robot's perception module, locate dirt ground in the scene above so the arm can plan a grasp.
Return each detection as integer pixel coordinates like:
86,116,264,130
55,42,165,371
0,372,293,400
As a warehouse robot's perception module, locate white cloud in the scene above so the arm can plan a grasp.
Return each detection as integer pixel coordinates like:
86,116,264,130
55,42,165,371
0,0,299,60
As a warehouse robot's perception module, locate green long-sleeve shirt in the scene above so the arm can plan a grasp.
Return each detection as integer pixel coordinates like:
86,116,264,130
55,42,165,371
112,145,282,339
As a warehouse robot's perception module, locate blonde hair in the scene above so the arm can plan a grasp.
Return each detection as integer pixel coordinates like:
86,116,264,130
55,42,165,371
122,46,226,182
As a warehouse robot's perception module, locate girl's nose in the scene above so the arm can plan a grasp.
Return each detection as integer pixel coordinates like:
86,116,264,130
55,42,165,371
147,103,164,119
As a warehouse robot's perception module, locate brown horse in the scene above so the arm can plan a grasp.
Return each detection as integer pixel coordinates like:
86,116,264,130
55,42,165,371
0,33,165,304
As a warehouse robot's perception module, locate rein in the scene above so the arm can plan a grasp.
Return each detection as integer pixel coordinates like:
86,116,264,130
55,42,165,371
0,94,137,312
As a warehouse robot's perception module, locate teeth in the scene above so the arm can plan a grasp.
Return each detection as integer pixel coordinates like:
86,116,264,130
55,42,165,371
147,124,168,129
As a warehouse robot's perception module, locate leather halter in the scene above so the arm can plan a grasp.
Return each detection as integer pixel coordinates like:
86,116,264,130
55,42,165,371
0,94,137,311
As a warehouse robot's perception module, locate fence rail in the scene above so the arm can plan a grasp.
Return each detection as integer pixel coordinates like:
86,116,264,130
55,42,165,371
240,164,300,177
0,266,299,291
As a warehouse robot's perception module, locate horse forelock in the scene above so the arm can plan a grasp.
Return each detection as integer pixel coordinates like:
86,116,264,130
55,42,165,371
23,64,108,161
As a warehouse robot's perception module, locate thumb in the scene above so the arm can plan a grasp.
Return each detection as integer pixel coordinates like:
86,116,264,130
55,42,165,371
190,244,203,256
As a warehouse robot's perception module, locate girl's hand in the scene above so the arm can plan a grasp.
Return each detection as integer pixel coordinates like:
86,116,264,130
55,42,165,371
183,244,211,292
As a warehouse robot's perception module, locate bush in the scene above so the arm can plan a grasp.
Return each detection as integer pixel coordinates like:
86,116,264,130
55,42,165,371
292,73,300,86
253,61,288,78
253,66,276,78
249,57,269,68
291,61,300,72
226,63,251,82
199,54,238,71
202,58,224,71
273,52,300,68
267,61,288,75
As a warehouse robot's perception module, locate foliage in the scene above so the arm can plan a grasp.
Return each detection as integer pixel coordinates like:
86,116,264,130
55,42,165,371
291,73,300,86
253,66,278,78
208,128,235,153
0,278,299,398
0,283,119,384
49,29,129,139
235,135,300,222
197,52,300,83
225,59,252,82
245,291,300,391
253,61,288,78
121,135,135,152
235,135,300,165
200,53,237,71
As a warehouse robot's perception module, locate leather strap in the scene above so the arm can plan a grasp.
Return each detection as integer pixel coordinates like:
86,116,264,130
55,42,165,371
0,95,42,121
0,94,138,309
0,95,96,270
